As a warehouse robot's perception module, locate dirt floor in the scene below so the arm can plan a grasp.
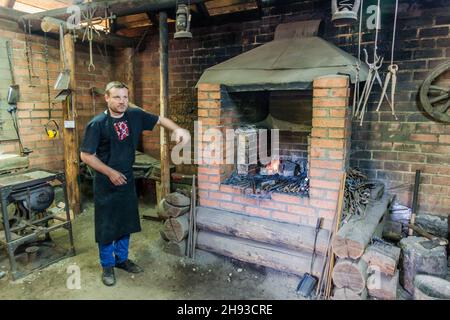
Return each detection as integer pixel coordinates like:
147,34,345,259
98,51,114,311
0,200,302,300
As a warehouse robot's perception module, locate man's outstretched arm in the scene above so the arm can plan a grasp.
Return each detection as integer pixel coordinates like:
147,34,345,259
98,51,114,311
157,116,191,145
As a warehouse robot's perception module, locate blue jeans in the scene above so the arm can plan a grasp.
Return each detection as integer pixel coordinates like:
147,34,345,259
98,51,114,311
98,234,130,267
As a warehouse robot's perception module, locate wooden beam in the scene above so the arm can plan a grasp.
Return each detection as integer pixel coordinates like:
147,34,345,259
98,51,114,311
16,0,70,10
20,0,206,22
40,16,136,47
195,2,209,18
0,6,26,22
159,11,170,200
146,12,158,28
197,230,324,277
196,206,330,255
62,32,80,216
124,47,135,102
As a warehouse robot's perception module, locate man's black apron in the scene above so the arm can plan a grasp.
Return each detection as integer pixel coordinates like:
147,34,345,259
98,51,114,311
93,111,139,244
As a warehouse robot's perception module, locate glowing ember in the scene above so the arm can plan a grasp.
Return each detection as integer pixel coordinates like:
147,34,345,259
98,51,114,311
264,159,280,175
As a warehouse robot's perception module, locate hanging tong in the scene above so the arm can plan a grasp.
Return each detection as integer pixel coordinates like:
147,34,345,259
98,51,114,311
355,49,393,125
376,64,398,119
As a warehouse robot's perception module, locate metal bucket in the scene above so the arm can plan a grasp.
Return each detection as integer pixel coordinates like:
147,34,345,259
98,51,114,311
7,84,19,105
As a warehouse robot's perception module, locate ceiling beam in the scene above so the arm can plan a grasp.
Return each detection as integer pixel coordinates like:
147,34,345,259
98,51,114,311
19,0,206,22
195,2,210,18
0,6,26,22
41,16,136,47
15,0,72,10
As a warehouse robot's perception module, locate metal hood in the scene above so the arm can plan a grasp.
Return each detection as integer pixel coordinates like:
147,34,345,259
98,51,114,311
197,20,368,92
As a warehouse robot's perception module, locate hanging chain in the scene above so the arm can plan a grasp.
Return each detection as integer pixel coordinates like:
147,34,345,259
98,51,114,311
6,40,15,85
43,32,52,119
23,20,35,87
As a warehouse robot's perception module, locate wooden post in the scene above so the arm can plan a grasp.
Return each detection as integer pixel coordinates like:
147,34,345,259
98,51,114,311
62,33,80,216
124,48,135,103
159,12,170,199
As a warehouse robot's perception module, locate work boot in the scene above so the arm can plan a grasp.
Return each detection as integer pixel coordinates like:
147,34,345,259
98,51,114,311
115,259,143,273
102,267,116,286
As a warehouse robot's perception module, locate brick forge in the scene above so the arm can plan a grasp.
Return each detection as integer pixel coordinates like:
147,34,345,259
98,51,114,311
197,75,352,231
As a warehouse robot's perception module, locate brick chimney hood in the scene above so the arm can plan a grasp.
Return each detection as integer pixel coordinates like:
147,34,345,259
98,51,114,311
196,20,368,92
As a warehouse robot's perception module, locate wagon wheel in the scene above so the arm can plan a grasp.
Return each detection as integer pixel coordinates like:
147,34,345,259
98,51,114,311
420,61,450,123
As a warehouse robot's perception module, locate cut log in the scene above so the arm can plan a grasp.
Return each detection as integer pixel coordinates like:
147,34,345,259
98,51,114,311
162,199,190,218
367,270,399,300
362,242,401,276
163,240,186,257
196,206,329,255
415,214,448,239
165,192,191,207
332,287,367,300
162,215,189,242
413,275,450,300
196,231,323,277
332,259,368,294
399,236,448,294
332,194,391,259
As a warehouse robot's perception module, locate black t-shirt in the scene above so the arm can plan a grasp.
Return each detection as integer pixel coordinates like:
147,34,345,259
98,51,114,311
81,107,159,164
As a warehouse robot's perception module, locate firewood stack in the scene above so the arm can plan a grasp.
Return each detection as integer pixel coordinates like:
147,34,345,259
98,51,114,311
158,191,191,257
331,181,400,300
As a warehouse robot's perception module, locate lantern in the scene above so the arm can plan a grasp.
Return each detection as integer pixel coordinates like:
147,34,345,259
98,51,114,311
174,3,192,39
332,0,361,26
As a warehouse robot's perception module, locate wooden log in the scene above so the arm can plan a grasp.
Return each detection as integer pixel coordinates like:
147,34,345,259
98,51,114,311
0,6,25,23
162,200,190,218
332,287,367,300
413,275,450,300
165,192,191,207
415,214,448,239
21,0,205,21
332,194,391,259
332,258,368,294
163,240,187,257
63,33,80,216
40,17,135,47
362,242,401,276
162,215,189,242
159,11,170,200
196,231,324,277
124,47,135,103
196,206,329,255
366,270,399,300
399,236,448,295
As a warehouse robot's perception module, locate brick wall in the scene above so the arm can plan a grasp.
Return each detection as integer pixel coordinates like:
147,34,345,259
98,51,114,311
0,28,113,171
134,0,450,217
